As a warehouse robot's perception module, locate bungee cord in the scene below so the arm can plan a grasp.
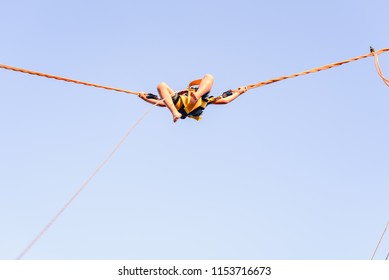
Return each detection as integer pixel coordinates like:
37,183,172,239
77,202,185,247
1,47,388,98
3,47,388,259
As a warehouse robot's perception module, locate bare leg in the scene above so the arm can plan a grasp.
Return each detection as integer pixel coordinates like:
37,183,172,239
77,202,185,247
157,82,182,122
190,74,214,104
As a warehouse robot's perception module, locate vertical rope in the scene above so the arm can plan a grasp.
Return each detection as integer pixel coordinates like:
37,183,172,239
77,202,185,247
372,49,389,86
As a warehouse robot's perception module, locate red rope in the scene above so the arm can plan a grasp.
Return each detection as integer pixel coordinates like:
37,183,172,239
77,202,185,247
239,48,389,91
0,64,142,95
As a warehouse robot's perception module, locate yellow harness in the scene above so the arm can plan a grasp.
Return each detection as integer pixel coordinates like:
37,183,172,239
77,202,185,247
174,79,216,121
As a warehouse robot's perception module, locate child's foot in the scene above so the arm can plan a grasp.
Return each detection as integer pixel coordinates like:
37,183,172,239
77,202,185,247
173,113,182,123
189,91,199,105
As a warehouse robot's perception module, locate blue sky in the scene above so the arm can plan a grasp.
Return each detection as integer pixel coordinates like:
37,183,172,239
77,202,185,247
1,0,389,260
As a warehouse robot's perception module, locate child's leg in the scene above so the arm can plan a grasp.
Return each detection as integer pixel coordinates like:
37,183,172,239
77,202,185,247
157,82,182,122
190,74,214,103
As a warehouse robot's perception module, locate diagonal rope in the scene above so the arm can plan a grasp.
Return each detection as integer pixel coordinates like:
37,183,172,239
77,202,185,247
0,63,142,96
371,220,389,260
16,100,163,260
238,47,389,91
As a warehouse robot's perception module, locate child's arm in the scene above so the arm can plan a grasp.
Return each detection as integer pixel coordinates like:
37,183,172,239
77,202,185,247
212,87,248,105
138,93,166,107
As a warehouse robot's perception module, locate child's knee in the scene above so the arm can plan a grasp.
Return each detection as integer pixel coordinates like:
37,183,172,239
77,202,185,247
157,82,168,91
157,82,167,90
204,73,214,81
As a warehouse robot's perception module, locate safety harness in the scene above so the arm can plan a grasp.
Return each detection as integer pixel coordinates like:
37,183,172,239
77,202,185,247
173,79,215,120
146,79,233,121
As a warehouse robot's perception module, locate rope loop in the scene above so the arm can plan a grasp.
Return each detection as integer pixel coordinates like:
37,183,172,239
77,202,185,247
372,49,389,87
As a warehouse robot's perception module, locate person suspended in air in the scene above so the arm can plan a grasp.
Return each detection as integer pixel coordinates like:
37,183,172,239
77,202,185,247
138,74,248,122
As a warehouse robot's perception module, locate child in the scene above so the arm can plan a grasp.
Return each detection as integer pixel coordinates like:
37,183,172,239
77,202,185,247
138,74,247,122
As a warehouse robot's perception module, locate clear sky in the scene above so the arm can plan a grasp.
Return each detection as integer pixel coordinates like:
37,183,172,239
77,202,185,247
1,0,389,260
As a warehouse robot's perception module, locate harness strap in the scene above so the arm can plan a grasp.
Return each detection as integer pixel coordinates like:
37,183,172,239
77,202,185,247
173,79,213,120
146,79,227,120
